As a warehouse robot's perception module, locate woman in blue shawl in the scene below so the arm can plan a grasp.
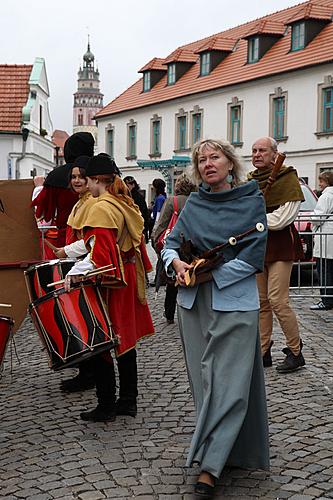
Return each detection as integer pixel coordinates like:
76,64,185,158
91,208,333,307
162,139,269,498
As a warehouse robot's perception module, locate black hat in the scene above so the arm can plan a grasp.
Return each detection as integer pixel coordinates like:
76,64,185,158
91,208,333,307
44,133,95,188
86,153,120,177
64,132,95,163
72,155,91,170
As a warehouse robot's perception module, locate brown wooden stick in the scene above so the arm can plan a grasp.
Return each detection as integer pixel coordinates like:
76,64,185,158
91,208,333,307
47,264,116,287
200,223,265,260
263,152,286,200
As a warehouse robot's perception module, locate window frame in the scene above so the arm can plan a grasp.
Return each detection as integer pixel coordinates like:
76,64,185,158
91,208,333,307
167,63,176,85
248,37,259,63
200,52,211,76
150,116,162,157
143,71,151,92
126,120,137,160
316,78,333,137
273,96,286,140
269,89,288,142
323,87,333,133
227,98,244,147
106,126,115,159
190,107,203,146
291,21,305,51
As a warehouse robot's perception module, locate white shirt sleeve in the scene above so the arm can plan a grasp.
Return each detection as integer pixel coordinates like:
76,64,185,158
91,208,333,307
66,237,95,276
32,186,43,200
267,201,301,230
64,239,88,258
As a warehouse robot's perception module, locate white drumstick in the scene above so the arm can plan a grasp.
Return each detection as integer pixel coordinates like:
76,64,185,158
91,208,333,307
47,264,116,288
0,303,12,308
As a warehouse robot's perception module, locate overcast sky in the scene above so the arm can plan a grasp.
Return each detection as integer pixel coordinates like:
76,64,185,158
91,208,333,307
2,0,300,133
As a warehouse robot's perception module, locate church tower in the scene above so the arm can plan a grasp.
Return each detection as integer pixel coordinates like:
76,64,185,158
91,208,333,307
73,37,104,142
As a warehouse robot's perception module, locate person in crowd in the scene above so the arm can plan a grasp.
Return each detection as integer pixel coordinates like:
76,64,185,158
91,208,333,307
248,136,305,372
64,154,154,422
32,132,95,248
32,176,58,260
124,176,150,243
150,178,167,287
151,178,166,227
310,171,333,310
152,173,196,324
162,139,269,498
51,155,97,392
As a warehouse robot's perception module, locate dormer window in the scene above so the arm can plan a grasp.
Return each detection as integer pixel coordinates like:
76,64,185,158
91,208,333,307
143,72,151,92
139,58,167,92
291,22,305,51
200,52,211,76
248,37,259,63
167,63,176,85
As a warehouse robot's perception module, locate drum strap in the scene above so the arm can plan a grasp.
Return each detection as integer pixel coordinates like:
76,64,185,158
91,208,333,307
117,224,129,249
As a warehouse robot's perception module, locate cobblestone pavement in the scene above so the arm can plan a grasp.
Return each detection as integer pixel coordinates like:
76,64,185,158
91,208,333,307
1,263,333,499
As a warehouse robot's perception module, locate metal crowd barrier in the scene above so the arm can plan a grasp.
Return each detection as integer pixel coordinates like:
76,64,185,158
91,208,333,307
290,213,333,299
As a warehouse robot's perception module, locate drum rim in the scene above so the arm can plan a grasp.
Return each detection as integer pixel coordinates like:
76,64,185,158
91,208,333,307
24,258,77,274
0,315,14,325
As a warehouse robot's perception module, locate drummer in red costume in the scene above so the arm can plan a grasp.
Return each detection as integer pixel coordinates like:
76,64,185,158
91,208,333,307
64,153,154,422
53,155,97,393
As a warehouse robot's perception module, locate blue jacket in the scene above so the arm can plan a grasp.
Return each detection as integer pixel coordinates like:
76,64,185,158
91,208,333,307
161,180,267,312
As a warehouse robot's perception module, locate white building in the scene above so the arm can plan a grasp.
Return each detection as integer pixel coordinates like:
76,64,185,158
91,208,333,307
0,58,54,179
95,0,333,197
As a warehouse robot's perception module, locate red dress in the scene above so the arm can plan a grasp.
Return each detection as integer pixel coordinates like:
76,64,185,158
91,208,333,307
84,227,154,356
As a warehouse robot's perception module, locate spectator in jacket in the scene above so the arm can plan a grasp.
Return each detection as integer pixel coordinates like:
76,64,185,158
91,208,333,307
124,176,150,243
152,173,197,323
311,171,333,310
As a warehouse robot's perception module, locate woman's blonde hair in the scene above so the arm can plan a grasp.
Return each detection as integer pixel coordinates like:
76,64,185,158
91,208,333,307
191,139,244,186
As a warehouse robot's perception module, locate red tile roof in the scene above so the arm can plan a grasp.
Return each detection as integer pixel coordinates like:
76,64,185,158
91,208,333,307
163,48,197,64
97,0,333,119
243,19,286,38
139,58,167,73
0,64,32,133
195,36,237,53
286,1,333,22
52,129,69,150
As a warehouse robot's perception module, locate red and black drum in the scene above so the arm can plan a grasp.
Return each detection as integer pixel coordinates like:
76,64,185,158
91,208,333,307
24,259,76,302
29,282,118,371
0,315,14,371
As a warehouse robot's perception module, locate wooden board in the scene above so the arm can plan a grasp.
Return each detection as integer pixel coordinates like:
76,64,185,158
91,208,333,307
0,179,41,332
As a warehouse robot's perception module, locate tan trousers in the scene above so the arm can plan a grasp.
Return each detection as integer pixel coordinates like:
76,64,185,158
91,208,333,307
256,261,301,356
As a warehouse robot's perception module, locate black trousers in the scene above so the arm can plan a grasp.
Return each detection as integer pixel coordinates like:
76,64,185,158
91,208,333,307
316,258,333,307
91,349,138,408
164,283,178,321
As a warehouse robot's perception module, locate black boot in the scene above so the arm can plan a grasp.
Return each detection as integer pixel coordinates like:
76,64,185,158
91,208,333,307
60,360,95,392
262,341,273,368
80,354,116,421
80,404,116,422
276,340,305,373
116,349,138,417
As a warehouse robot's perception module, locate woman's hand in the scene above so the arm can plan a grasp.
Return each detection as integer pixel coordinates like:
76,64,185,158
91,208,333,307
172,258,192,286
64,274,83,292
54,247,67,259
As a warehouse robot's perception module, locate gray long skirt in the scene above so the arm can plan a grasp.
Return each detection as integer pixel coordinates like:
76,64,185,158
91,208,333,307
178,282,269,479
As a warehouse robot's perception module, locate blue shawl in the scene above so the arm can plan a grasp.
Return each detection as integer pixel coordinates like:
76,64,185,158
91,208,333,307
165,180,267,272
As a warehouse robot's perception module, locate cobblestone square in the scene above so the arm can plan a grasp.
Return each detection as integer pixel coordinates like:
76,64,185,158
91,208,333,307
1,265,333,499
